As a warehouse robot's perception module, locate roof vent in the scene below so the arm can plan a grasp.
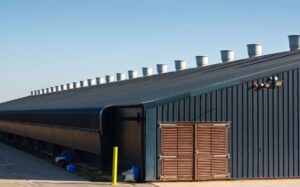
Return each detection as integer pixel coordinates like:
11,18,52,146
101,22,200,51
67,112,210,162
157,64,168,74
175,60,187,71
96,77,104,85
79,81,84,88
106,75,114,83
46,88,50,94
42,89,45,94
66,83,71,90
55,86,59,92
247,44,262,58
128,70,138,79
60,85,65,91
37,90,41,95
34,90,37,95
288,35,300,51
221,50,234,63
87,79,92,87
116,73,126,81
196,56,208,67
142,67,153,77
30,91,34,96
72,82,77,89
50,87,54,92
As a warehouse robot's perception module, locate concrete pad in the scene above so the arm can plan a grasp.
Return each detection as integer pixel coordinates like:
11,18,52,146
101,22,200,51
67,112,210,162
0,180,153,187
153,179,300,187
0,142,153,187
0,142,84,181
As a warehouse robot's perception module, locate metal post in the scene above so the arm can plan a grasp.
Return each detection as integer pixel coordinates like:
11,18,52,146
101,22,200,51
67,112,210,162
112,146,118,185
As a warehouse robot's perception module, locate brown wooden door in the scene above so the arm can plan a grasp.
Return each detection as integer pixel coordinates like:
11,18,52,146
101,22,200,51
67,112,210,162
195,123,229,180
160,124,193,181
160,122,229,181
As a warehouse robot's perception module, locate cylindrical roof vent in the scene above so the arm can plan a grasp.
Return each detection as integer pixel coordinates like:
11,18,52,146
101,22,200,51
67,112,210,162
95,77,104,85
41,89,45,94
50,87,54,93
142,67,153,77
175,60,187,71
79,81,84,88
60,85,64,91
55,86,59,92
37,90,41,95
247,44,262,58
30,91,34,96
221,50,234,63
196,56,209,67
34,90,37,95
46,88,49,93
66,83,70,90
87,79,92,87
72,82,77,89
106,75,114,83
156,64,168,74
288,35,300,51
128,70,138,79
116,73,126,81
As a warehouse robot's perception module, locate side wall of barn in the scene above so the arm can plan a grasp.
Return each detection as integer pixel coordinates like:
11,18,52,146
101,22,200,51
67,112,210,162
145,67,300,180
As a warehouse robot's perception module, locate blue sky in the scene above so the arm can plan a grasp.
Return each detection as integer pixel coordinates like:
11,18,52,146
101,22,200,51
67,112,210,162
0,0,300,102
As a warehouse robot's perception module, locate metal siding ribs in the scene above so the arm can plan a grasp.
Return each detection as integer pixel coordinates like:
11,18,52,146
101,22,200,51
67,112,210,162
156,67,300,180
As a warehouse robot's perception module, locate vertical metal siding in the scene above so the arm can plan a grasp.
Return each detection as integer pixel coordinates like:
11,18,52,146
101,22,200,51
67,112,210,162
154,67,300,179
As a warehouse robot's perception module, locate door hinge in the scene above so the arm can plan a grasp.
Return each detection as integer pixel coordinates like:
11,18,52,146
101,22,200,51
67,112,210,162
213,123,229,127
160,175,177,179
159,123,177,127
213,153,230,159
159,155,177,160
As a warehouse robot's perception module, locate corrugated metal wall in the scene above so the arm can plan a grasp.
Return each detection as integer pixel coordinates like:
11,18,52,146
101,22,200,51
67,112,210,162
154,67,300,179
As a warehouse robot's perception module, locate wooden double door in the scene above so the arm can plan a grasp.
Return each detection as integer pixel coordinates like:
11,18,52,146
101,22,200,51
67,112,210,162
159,122,230,181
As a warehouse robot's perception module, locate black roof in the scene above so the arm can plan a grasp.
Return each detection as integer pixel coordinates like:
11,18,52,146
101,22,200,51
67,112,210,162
1,50,300,111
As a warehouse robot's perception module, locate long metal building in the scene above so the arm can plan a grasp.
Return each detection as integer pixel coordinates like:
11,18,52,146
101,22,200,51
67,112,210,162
1,35,300,181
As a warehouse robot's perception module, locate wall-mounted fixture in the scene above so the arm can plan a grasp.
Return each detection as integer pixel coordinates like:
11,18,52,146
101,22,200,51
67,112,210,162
252,75,283,90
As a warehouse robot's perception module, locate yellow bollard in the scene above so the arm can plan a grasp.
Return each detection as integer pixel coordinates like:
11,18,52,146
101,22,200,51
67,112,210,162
112,146,118,185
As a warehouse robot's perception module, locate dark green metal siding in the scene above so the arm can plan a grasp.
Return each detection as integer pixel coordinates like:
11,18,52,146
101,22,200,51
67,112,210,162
151,67,300,179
